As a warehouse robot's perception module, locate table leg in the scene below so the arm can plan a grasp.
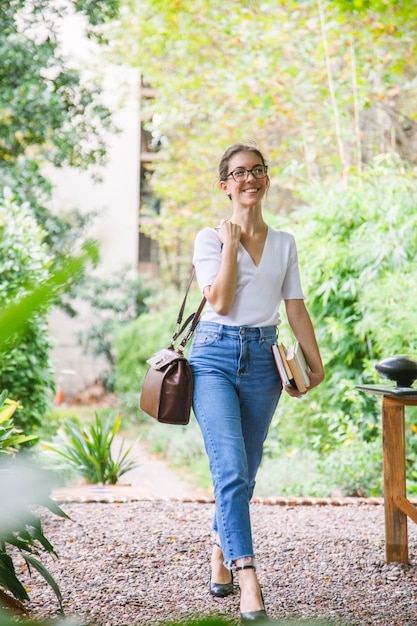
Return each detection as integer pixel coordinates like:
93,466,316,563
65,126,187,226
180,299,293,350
382,396,408,564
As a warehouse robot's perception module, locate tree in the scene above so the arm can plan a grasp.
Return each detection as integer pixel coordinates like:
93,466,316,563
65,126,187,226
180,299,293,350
113,0,417,285
0,0,121,256
0,0,121,432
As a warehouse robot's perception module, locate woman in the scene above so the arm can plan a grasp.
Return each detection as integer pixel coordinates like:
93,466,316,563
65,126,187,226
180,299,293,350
188,143,324,622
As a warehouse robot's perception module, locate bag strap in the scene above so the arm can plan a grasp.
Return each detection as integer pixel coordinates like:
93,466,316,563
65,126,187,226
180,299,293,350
175,266,196,326
178,296,206,349
170,266,206,350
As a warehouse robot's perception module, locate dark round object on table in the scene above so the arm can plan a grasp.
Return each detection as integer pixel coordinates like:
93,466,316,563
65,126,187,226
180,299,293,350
375,355,417,388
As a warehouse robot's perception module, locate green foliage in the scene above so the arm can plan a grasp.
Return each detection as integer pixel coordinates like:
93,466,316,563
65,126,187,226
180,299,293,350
0,457,68,614
267,158,417,454
257,437,383,498
0,190,54,433
0,188,99,434
0,239,97,618
74,0,121,28
38,407,92,443
0,394,37,454
317,438,383,497
256,448,322,498
0,241,99,355
0,0,114,169
75,270,154,391
43,412,138,484
0,0,118,284
115,0,417,282
333,0,417,14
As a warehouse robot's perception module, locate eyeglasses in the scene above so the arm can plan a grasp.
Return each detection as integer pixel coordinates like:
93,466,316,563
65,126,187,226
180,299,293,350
226,165,268,182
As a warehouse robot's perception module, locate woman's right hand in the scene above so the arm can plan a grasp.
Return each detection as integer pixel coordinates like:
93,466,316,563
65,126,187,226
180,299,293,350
218,219,241,246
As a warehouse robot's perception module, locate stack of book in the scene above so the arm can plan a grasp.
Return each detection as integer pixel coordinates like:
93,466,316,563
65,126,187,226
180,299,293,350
272,341,311,392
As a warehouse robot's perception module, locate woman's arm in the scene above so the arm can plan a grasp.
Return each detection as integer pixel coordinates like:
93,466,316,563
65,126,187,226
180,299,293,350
203,220,241,315
284,298,325,396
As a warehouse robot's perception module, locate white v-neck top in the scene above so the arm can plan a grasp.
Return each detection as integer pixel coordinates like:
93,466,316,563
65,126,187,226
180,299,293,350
193,225,305,327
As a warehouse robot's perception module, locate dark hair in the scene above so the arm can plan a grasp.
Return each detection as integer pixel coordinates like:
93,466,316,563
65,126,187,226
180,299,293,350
218,143,267,182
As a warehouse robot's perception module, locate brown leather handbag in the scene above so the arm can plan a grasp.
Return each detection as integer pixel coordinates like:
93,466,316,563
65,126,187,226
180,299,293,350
139,269,206,425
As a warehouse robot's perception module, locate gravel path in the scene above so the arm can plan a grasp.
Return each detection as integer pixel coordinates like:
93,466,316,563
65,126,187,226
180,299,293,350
23,500,417,626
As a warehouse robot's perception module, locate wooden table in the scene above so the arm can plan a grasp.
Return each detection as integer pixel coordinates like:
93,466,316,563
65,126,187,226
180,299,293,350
357,384,417,564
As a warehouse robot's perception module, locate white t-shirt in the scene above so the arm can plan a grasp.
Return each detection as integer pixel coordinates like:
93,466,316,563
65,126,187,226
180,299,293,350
193,226,305,327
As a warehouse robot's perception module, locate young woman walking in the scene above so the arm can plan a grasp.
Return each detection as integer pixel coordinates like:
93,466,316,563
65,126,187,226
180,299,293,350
189,143,324,622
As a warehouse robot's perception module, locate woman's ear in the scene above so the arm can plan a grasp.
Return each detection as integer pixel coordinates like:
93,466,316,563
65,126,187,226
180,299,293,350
219,180,232,199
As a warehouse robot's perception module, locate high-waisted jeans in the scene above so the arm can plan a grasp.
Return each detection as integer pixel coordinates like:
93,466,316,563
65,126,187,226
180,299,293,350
188,322,282,568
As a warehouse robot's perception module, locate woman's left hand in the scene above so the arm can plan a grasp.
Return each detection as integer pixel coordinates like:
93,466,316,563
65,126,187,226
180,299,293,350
284,368,325,399
306,368,325,390
284,384,304,399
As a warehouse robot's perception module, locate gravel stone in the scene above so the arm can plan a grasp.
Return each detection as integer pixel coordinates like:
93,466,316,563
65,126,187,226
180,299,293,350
20,500,417,625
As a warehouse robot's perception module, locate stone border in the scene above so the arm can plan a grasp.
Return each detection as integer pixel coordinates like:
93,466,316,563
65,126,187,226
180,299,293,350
51,485,390,506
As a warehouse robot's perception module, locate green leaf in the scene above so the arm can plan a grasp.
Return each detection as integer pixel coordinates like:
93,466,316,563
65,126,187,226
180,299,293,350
0,553,29,601
23,554,63,612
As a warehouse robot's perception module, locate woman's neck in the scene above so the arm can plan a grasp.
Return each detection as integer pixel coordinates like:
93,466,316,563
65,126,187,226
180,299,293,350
230,210,267,236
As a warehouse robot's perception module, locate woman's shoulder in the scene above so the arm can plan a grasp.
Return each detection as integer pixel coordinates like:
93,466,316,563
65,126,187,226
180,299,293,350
197,225,220,235
267,226,296,245
194,226,221,249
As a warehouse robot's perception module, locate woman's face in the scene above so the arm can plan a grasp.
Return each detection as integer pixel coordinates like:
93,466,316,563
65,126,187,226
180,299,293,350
220,151,269,206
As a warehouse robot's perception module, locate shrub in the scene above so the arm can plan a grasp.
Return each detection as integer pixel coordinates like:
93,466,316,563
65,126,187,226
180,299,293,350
74,269,153,391
0,393,37,454
0,397,67,615
317,438,383,497
267,158,417,453
43,412,138,484
0,190,54,434
0,232,96,618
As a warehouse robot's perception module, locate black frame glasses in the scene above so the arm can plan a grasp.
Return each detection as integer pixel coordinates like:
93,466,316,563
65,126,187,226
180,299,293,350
226,165,268,182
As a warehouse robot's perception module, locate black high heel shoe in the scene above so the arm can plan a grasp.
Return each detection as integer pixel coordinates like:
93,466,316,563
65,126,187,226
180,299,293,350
209,543,234,598
209,570,234,597
236,564,268,623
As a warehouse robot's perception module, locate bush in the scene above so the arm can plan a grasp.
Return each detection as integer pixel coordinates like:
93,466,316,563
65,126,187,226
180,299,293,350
0,190,55,434
74,269,153,391
267,158,417,451
0,393,37,454
43,412,138,484
255,448,321,497
0,396,67,615
0,224,97,618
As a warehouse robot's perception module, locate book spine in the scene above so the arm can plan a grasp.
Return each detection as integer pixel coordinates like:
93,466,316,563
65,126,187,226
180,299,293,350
294,342,311,387
286,354,307,392
272,344,290,387
278,344,294,380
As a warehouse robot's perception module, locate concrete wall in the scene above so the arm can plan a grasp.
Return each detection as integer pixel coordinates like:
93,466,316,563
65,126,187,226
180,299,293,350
47,14,140,399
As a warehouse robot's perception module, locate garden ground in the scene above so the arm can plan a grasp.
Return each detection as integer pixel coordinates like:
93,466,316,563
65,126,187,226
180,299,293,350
27,499,417,626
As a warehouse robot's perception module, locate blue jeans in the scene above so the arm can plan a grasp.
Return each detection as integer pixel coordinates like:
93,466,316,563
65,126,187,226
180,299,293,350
189,322,282,568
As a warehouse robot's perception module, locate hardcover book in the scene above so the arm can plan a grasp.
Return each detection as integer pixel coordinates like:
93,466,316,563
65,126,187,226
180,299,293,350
272,344,295,388
273,341,310,392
